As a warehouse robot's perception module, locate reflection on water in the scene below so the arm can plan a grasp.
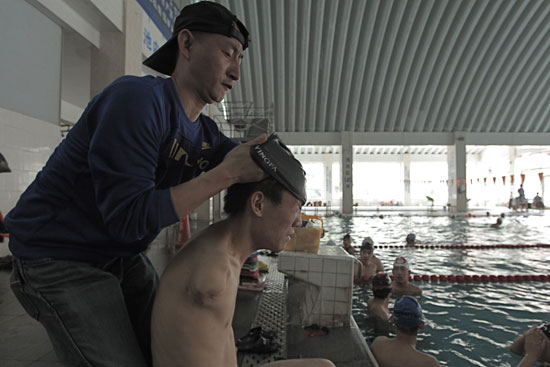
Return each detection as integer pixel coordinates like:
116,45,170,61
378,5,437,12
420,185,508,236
322,213,550,367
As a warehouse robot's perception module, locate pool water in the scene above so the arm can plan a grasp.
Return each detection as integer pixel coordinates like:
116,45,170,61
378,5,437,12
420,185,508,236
321,212,550,367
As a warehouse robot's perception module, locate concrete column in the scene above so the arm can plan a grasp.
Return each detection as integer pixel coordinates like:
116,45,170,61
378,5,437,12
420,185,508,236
509,147,516,198
195,198,211,222
341,132,353,214
91,0,142,96
403,154,411,206
324,159,333,207
212,192,223,222
447,134,467,212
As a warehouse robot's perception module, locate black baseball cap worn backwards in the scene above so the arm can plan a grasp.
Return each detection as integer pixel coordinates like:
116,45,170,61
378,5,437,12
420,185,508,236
251,134,307,206
143,1,250,75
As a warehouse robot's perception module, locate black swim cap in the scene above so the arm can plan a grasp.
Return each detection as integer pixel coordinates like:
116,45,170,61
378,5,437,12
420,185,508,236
372,272,392,290
250,134,307,205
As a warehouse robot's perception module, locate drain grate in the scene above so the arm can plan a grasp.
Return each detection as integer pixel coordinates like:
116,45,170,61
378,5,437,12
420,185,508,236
241,256,288,367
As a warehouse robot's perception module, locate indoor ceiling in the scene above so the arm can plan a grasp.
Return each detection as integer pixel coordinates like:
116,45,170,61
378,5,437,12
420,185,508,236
173,0,550,146
289,145,488,156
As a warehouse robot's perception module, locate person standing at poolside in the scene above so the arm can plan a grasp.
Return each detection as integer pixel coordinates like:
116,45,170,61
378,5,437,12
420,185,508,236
354,237,384,284
371,296,440,367
151,135,334,367
5,2,267,365
391,257,422,298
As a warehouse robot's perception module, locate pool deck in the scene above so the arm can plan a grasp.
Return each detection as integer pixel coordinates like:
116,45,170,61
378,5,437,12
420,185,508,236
0,221,378,367
233,255,378,367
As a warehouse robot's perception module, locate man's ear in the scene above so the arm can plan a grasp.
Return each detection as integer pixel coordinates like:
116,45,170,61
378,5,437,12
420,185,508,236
177,29,194,60
250,191,265,217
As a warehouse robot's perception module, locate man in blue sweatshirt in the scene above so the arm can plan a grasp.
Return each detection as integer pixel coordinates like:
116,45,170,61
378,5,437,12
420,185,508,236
5,2,265,366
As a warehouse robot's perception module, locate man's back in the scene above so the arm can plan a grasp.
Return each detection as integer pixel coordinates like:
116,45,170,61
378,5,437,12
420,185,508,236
371,336,439,367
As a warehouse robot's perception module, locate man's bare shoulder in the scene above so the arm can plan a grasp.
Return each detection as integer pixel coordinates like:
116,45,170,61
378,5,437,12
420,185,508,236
415,351,439,367
370,336,392,358
160,233,236,305
371,335,392,347
407,283,422,297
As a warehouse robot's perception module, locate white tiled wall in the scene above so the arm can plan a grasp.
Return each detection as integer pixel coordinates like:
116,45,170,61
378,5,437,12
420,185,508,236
278,247,354,327
0,107,62,255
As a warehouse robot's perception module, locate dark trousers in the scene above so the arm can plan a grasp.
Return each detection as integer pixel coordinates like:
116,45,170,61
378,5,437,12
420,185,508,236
10,253,158,367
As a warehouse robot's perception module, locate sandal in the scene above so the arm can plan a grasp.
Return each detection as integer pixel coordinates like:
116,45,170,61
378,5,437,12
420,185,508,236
237,334,280,353
236,326,277,348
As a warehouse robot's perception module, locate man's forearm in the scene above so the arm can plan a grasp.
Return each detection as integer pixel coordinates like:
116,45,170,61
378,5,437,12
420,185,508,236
170,164,235,219
517,353,538,367
510,335,525,355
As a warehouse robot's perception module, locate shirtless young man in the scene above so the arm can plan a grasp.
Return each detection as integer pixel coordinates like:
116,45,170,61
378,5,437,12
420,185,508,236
371,296,439,367
354,237,384,284
151,135,334,367
391,257,422,298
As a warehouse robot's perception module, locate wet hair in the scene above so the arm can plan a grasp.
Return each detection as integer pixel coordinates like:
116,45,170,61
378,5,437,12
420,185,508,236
372,273,391,299
373,287,392,299
360,243,373,252
224,177,284,215
343,233,351,240
395,324,420,335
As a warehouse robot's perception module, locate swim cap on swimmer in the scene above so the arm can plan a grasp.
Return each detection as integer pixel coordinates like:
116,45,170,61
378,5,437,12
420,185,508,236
406,233,416,242
393,256,409,269
143,1,250,75
393,295,423,329
371,272,391,290
361,237,374,250
250,134,307,205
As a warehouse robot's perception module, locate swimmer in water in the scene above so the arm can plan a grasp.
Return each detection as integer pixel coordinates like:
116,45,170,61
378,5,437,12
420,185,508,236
490,217,503,228
367,273,392,337
391,257,422,298
341,233,356,255
354,237,384,284
405,233,416,247
371,296,439,367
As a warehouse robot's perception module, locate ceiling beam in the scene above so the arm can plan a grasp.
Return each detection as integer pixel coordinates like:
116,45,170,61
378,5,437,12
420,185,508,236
277,131,550,146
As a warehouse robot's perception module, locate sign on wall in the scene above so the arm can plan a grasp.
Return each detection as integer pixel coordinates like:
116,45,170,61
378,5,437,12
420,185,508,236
138,0,179,58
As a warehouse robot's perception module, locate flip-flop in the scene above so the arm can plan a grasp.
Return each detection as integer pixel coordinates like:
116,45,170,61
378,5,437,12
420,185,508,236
236,326,277,348
237,334,280,353
303,324,329,337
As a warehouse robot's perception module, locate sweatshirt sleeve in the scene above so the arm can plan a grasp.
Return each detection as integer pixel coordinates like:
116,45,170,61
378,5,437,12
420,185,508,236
87,81,179,244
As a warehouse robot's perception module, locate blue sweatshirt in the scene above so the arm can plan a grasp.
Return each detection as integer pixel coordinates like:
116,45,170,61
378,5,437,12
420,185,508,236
6,76,236,262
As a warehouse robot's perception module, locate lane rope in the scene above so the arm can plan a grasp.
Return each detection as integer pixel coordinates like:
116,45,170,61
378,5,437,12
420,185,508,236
365,244,550,249
391,274,550,283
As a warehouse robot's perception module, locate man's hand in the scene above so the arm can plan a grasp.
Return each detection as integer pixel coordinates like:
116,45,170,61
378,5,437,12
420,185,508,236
518,326,547,367
222,134,268,184
169,134,268,219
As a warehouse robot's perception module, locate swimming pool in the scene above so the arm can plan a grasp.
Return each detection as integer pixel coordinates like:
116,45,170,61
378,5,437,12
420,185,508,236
321,212,550,367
